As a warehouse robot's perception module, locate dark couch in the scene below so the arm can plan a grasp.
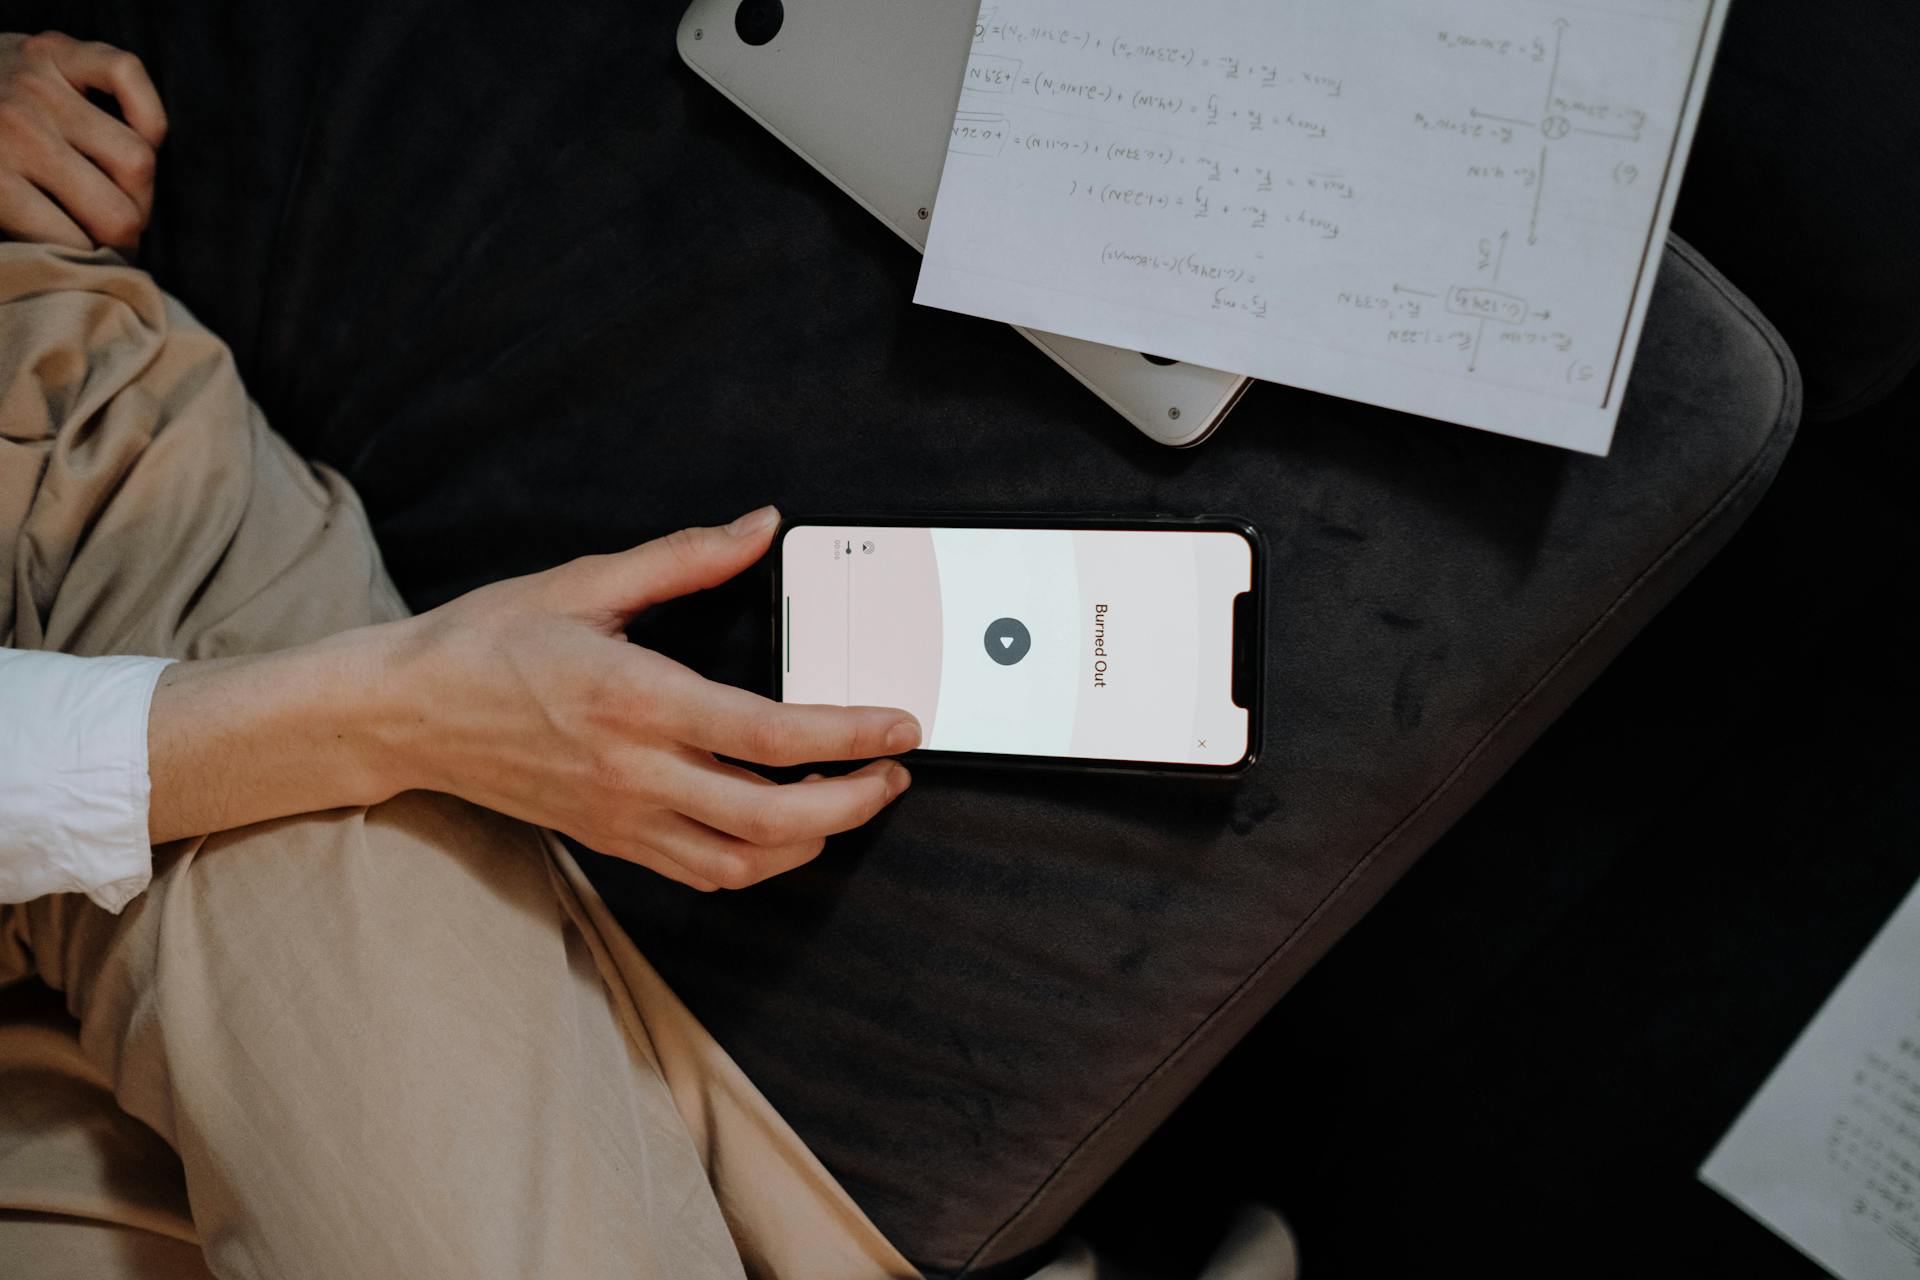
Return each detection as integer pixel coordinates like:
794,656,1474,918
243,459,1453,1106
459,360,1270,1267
16,0,1910,1274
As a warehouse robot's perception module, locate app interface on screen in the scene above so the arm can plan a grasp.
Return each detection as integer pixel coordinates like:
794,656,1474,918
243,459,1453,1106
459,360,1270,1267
781,525,1252,766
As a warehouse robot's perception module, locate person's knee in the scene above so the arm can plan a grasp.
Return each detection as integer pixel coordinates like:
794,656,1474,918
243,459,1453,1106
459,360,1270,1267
166,792,558,939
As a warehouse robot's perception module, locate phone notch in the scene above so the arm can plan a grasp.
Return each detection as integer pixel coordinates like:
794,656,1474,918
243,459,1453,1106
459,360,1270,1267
1231,590,1256,710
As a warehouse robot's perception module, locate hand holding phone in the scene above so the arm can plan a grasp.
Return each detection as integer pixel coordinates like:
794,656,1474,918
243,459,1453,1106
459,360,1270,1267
776,516,1263,774
366,508,916,891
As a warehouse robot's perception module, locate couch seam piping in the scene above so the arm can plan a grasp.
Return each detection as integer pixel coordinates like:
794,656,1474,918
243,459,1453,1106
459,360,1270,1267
957,234,1802,1275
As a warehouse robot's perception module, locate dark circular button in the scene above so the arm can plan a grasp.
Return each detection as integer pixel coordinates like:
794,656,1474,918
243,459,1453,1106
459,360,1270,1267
734,0,784,46
983,617,1031,666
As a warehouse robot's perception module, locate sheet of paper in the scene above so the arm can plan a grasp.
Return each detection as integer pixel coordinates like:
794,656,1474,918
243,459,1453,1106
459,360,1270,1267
914,0,1728,454
1702,875,1920,1279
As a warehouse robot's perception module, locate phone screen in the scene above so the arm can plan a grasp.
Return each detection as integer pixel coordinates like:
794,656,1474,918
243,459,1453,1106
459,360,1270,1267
778,522,1255,767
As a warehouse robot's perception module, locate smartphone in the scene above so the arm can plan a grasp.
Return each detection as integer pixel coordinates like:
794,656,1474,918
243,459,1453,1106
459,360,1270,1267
773,515,1263,774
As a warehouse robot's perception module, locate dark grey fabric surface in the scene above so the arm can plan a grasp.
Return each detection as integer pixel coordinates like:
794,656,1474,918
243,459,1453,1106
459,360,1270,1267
580,237,1798,1276
11,1,1800,1273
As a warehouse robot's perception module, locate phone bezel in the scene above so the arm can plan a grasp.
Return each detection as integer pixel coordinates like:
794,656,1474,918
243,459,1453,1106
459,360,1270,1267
771,513,1266,776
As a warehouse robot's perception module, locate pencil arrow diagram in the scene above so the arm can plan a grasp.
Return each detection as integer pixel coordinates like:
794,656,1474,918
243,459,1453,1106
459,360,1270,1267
1546,18,1570,115
1528,145,1547,245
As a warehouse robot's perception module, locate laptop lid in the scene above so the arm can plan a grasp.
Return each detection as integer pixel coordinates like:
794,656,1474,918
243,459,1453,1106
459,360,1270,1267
677,0,1254,446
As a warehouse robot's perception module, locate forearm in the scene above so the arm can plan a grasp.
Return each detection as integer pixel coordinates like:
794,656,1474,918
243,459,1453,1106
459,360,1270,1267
139,512,912,891
146,621,425,844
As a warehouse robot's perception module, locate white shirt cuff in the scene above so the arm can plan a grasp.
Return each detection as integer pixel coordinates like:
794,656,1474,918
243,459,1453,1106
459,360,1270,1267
0,649,176,913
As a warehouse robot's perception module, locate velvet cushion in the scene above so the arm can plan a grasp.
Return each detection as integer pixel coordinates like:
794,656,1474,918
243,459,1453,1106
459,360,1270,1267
14,1,1799,1273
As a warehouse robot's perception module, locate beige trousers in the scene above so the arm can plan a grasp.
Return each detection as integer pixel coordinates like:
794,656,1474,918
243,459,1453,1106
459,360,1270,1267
0,243,917,1280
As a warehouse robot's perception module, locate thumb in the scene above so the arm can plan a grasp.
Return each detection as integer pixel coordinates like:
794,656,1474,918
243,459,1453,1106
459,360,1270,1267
576,506,781,624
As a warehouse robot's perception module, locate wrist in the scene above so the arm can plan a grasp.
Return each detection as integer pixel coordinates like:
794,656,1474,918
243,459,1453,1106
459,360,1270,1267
230,621,427,809
146,620,432,843
340,614,441,804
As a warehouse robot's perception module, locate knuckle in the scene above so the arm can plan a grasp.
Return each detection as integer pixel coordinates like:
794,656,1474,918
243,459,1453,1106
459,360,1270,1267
708,853,757,892
738,800,797,848
121,143,155,182
95,204,140,243
99,47,142,78
661,526,706,568
739,713,793,764
544,552,604,602
0,100,37,140
583,749,632,805
854,786,890,827
576,805,621,850
567,812,625,859
17,69,57,105
581,665,636,729
21,32,65,59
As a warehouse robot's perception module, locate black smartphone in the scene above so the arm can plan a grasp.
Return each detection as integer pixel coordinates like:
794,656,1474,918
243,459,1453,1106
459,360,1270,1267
772,515,1264,774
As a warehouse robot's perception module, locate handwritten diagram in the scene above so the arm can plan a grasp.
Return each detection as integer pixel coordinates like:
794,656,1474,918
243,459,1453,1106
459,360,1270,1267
1384,15,1664,389
1349,230,1597,390
1452,19,1652,244
917,0,1725,454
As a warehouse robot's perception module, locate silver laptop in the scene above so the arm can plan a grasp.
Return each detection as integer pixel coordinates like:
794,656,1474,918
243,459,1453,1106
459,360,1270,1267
676,0,1254,447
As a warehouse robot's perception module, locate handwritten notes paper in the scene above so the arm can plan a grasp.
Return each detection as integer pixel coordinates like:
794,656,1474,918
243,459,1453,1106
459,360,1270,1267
1702,877,1920,1279
914,0,1728,454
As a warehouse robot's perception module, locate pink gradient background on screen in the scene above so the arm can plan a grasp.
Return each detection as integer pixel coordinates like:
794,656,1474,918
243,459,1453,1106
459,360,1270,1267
783,524,1249,764
1067,530,1200,759
781,525,943,732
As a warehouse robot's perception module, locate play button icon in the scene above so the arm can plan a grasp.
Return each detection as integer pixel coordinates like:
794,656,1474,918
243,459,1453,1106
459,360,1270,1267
983,617,1031,666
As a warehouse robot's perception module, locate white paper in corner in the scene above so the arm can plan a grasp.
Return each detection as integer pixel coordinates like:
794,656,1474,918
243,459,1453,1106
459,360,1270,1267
1702,875,1920,1280
915,0,1729,454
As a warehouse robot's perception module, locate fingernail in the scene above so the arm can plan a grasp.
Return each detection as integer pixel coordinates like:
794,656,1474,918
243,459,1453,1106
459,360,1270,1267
727,505,779,536
888,764,912,797
885,720,921,753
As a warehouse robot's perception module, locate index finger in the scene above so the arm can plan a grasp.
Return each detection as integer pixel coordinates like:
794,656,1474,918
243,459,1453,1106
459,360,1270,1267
660,671,921,767
49,39,167,147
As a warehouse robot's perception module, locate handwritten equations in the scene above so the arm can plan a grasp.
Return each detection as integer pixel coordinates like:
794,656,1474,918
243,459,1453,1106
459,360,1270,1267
914,0,1728,454
1703,876,1920,1279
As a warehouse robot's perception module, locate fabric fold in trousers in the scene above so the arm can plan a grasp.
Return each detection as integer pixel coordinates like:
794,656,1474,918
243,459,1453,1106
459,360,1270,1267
0,242,918,1280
